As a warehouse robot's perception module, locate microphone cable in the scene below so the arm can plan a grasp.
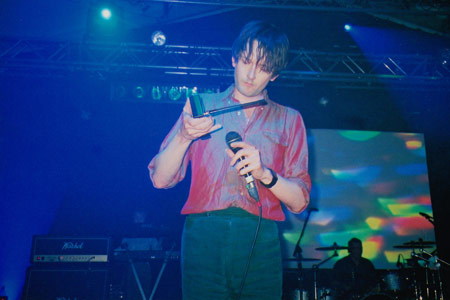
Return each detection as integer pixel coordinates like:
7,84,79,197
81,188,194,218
225,131,263,300
237,189,262,300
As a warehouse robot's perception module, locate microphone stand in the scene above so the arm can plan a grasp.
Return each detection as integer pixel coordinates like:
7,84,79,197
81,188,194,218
292,209,315,300
419,212,434,225
194,99,267,118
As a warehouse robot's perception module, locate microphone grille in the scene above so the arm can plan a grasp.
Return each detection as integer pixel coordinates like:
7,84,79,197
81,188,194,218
225,131,242,147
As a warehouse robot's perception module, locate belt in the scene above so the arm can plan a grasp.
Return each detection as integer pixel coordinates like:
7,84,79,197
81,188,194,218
188,207,255,218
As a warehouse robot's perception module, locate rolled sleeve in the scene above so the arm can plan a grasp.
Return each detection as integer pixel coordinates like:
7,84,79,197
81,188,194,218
148,113,190,188
282,111,311,211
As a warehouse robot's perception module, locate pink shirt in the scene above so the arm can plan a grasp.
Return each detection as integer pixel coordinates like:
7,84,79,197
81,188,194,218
148,85,311,221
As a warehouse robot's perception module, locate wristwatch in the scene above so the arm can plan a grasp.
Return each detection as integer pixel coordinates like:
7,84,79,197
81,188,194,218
260,168,278,188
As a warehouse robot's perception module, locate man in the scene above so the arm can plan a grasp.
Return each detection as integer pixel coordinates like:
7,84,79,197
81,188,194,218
149,20,311,300
332,238,379,300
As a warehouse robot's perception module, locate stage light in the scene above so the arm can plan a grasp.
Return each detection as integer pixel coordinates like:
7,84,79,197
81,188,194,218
133,86,145,99
319,96,329,107
344,24,352,32
440,48,449,66
86,2,124,40
100,8,112,20
151,86,162,100
168,87,181,101
110,83,220,103
151,31,166,46
115,85,126,98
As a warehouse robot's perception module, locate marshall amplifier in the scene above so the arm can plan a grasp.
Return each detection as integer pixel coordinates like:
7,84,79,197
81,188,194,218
23,267,108,300
31,236,110,263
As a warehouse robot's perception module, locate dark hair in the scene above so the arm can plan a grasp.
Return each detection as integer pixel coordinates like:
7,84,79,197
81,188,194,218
348,238,362,247
232,20,289,76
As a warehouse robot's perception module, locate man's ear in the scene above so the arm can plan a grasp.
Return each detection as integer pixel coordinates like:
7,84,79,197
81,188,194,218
232,56,236,68
270,74,279,82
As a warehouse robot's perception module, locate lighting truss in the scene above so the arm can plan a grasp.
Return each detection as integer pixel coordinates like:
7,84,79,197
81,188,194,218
1,38,449,90
128,0,450,37
132,0,450,15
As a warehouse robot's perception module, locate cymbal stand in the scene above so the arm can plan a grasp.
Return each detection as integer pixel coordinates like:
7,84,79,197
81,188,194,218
410,249,433,300
416,250,448,300
312,250,338,300
293,209,316,300
422,250,450,268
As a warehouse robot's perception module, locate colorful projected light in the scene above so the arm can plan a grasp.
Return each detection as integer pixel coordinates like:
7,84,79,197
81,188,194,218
279,130,435,270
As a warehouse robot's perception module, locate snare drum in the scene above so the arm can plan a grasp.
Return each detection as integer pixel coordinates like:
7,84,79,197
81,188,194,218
383,272,401,291
290,289,309,300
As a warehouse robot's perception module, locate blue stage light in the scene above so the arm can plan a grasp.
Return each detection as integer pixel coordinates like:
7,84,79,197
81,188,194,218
344,24,352,32
100,8,112,20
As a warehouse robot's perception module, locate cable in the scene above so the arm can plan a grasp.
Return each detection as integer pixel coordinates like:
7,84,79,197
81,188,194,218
237,187,262,300
225,131,264,299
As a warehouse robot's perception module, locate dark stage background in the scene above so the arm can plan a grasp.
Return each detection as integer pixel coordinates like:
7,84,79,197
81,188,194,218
1,1,449,299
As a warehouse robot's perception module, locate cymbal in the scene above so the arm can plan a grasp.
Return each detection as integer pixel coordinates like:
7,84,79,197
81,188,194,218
393,239,436,249
393,244,434,249
315,243,348,251
403,240,435,246
284,257,321,262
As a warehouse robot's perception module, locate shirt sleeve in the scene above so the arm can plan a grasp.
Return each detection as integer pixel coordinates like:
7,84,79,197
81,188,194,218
282,110,311,208
148,112,191,188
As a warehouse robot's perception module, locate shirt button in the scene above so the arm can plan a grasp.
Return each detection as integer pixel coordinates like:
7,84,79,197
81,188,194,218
240,192,244,196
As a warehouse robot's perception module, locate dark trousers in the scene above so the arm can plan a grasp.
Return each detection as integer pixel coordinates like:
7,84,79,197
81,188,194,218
181,207,282,300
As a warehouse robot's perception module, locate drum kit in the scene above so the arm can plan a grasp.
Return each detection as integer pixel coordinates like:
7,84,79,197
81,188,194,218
284,239,448,300
388,239,447,300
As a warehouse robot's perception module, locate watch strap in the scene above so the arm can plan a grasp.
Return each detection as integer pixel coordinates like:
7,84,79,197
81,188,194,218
260,168,278,188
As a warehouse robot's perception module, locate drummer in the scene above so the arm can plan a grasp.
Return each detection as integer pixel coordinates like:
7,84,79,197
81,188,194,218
332,238,379,299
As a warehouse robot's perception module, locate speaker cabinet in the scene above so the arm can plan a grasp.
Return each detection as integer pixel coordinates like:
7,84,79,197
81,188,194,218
23,267,108,300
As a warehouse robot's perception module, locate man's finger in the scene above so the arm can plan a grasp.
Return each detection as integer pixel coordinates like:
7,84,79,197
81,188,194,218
183,99,193,115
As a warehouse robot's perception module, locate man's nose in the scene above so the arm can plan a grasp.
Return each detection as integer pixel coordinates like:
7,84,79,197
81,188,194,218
247,65,257,80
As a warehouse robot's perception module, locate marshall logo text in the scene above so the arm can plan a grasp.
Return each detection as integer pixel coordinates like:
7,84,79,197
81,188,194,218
61,242,84,250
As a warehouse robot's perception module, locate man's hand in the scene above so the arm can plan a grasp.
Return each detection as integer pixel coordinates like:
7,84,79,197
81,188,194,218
226,141,271,182
180,99,222,141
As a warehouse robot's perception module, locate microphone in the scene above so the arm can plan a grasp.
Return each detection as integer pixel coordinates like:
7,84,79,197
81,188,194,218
225,131,259,202
419,212,433,220
226,131,254,184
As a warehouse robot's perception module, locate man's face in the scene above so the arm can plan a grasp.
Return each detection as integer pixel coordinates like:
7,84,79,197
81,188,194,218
232,40,278,103
348,242,363,258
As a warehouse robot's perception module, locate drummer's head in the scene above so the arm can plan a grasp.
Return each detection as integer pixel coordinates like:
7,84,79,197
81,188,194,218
348,238,363,258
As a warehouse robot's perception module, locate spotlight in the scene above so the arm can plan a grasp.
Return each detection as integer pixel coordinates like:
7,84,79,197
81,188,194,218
319,96,329,107
133,86,145,99
344,24,352,32
100,8,112,20
151,31,166,46
115,85,127,98
440,48,449,66
151,86,162,100
168,87,181,101
86,2,124,40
